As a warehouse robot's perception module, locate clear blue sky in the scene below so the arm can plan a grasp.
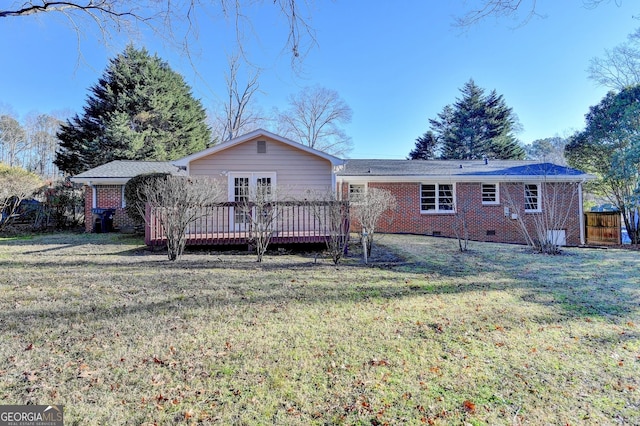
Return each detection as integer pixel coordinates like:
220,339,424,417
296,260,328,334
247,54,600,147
0,1,637,159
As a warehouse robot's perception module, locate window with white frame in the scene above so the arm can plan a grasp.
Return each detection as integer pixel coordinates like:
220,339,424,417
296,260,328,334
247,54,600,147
481,183,499,205
228,172,276,226
349,184,365,196
121,185,127,208
524,183,541,212
420,183,455,213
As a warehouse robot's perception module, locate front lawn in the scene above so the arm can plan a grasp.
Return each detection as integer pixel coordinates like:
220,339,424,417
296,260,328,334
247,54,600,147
0,233,638,425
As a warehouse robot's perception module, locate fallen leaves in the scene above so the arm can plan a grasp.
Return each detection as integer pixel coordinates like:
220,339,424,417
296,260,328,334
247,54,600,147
368,358,390,367
463,399,476,414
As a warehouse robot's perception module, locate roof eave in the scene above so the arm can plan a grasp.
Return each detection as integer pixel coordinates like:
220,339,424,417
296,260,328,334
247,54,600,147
70,177,131,185
173,129,345,167
337,174,596,183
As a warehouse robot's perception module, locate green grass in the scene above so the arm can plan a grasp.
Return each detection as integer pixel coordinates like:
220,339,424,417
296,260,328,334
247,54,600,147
0,233,638,425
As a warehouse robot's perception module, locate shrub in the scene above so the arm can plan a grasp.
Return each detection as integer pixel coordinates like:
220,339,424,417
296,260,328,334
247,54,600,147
0,163,43,232
124,173,170,225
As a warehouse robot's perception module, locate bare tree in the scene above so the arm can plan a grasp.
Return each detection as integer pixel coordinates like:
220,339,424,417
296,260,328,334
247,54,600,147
141,175,224,261
0,163,43,232
277,85,353,156
588,28,640,90
456,0,622,27
212,54,264,142
1,1,316,65
525,137,568,166
24,114,62,178
306,190,350,264
233,181,284,262
350,188,397,263
502,180,580,254
452,198,471,252
0,115,27,167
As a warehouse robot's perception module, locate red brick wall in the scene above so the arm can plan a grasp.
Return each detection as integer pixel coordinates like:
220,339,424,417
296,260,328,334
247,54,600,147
343,181,582,246
83,185,137,232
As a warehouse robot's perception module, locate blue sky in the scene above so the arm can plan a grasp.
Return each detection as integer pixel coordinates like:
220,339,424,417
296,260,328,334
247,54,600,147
0,1,637,159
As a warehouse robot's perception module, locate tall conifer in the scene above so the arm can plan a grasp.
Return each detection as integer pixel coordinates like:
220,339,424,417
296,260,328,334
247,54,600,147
410,79,525,160
55,45,210,175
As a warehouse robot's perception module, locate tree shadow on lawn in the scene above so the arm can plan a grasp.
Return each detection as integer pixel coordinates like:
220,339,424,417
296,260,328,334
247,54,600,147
1,238,638,332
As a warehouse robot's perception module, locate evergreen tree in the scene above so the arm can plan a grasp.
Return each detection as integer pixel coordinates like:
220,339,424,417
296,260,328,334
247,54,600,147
408,131,438,159
55,45,210,175
412,79,525,161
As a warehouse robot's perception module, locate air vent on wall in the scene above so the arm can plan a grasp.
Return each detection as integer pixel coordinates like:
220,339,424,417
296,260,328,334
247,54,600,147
257,140,267,153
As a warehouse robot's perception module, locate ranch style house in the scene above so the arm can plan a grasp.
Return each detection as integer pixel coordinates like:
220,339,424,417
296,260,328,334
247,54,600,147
71,129,593,247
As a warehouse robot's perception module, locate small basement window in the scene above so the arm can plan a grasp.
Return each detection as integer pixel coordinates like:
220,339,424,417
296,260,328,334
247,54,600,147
257,140,267,153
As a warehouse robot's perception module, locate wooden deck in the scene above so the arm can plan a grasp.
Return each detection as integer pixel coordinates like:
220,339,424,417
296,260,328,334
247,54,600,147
145,201,349,247
147,230,334,246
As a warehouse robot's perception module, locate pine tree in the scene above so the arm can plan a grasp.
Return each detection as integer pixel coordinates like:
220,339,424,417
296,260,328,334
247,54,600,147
413,79,525,161
408,131,438,159
55,45,210,175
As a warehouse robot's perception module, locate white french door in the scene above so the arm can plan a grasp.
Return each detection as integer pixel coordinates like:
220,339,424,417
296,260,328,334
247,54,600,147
229,172,276,230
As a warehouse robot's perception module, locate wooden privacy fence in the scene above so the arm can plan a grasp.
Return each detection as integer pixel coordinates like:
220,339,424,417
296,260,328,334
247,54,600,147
585,211,621,245
145,200,350,246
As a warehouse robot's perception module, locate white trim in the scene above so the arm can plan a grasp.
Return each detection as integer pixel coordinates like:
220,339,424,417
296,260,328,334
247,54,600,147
349,183,366,195
174,129,345,168
121,186,126,208
579,181,585,245
227,172,277,201
420,183,456,214
91,184,97,209
338,174,592,184
481,183,500,205
71,177,131,185
524,183,542,213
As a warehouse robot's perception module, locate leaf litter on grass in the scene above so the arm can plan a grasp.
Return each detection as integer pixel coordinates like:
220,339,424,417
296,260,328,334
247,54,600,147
0,232,638,424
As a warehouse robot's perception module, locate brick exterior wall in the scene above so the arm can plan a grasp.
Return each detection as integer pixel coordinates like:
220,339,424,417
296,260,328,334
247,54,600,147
343,181,582,246
83,185,137,233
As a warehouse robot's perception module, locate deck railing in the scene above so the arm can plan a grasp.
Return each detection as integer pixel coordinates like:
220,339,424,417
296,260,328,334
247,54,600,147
145,201,349,246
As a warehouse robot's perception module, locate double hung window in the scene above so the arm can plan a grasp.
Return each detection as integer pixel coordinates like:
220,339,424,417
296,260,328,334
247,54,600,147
420,184,454,213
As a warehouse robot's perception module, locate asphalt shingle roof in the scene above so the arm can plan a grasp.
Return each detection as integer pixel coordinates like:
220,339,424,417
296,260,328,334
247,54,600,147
337,159,588,177
73,160,185,179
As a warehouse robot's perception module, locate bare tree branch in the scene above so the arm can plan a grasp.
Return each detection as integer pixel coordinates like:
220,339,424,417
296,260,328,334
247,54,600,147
455,0,624,27
277,85,353,156
1,1,316,66
588,28,640,89
221,54,263,141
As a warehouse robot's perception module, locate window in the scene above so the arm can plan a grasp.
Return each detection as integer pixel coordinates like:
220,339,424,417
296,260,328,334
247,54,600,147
256,177,272,199
525,183,540,212
421,183,454,213
228,173,276,227
349,184,365,197
121,185,127,208
257,140,267,153
233,177,251,225
481,183,499,205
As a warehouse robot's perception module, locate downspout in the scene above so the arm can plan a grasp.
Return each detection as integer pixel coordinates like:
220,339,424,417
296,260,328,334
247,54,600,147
578,180,585,245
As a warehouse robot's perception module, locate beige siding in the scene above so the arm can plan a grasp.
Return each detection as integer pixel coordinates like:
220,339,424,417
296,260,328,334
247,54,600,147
189,136,334,196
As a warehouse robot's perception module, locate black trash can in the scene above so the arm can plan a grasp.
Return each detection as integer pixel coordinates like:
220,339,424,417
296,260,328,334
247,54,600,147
92,208,115,233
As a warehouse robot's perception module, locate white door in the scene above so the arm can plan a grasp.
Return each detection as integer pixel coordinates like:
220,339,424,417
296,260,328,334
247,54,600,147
229,173,276,231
